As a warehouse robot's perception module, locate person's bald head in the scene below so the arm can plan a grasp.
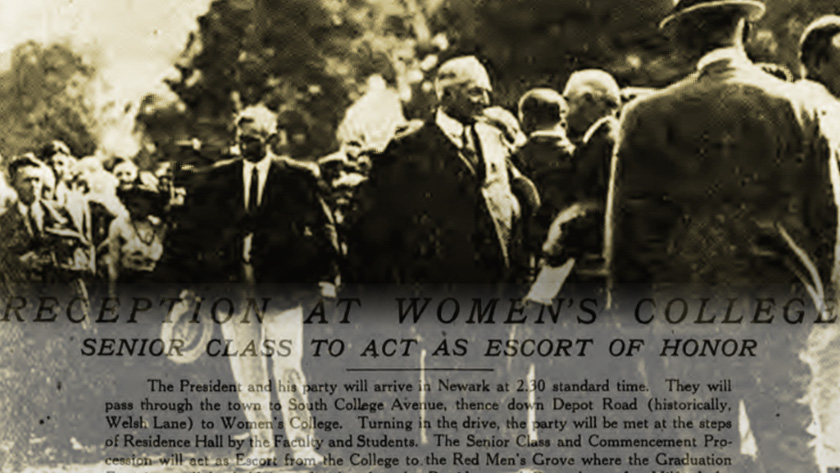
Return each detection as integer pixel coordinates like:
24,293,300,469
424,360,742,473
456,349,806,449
435,56,493,123
562,69,621,139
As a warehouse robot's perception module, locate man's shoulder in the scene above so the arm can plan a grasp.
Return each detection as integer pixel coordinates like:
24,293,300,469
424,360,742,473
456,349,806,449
622,65,805,127
516,133,575,165
270,155,320,180
0,206,20,228
198,157,241,182
627,71,694,109
372,120,441,168
269,155,327,196
385,120,436,150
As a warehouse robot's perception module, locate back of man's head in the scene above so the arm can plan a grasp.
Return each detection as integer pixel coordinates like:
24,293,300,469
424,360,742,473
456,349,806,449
799,15,840,81
518,88,568,135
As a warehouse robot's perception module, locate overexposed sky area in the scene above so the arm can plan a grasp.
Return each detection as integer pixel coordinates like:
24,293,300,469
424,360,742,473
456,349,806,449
0,0,211,68
0,0,214,155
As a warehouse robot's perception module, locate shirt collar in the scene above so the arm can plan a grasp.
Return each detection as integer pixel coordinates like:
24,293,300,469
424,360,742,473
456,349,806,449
436,109,466,146
242,154,272,174
697,46,751,72
529,128,568,140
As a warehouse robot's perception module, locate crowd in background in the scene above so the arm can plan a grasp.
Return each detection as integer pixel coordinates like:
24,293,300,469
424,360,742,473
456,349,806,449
0,64,642,296
5,4,840,472
0,55,826,297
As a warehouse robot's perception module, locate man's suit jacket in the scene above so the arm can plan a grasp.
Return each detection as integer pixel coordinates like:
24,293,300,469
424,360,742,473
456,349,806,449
0,200,89,290
347,118,521,284
184,155,338,287
512,131,576,257
606,55,840,295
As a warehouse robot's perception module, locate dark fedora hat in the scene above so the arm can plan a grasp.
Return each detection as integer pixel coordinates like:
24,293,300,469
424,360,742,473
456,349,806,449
660,0,765,30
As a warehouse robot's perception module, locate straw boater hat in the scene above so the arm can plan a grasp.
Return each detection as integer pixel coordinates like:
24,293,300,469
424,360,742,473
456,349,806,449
659,0,765,30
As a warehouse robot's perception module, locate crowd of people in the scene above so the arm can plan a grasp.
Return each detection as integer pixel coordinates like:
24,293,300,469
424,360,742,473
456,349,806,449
4,0,840,471
0,63,629,297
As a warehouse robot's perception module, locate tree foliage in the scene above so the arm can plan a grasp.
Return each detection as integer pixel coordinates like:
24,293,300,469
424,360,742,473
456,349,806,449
156,0,840,163
161,0,433,160
0,41,97,161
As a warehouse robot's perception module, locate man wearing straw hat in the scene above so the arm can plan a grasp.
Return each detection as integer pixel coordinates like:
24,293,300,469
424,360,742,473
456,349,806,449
605,0,840,471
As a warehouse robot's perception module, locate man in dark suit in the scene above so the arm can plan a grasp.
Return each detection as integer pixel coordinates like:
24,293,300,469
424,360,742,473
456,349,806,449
347,56,524,285
556,71,621,284
187,105,337,467
0,154,94,290
512,89,576,266
563,70,621,149
606,1,839,471
0,154,94,471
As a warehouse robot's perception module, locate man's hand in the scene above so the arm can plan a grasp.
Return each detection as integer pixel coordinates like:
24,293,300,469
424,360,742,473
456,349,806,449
319,282,337,299
19,251,49,272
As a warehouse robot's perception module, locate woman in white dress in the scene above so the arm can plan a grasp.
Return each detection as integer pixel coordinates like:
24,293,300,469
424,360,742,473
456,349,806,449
106,174,167,293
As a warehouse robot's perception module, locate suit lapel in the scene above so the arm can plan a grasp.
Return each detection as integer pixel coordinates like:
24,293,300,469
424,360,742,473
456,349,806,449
262,156,281,209
5,206,35,248
474,122,505,179
231,159,246,212
474,121,517,265
426,121,481,180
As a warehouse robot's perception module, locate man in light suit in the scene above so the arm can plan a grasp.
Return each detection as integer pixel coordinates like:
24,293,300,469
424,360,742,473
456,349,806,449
187,105,337,468
347,56,525,285
606,1,839,471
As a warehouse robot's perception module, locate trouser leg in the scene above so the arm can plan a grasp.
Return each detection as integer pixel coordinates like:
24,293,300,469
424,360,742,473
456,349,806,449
263,304,315,454
220,316,274,449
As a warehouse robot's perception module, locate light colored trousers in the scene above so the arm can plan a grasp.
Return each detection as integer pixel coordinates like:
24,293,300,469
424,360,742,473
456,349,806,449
220,303,314,453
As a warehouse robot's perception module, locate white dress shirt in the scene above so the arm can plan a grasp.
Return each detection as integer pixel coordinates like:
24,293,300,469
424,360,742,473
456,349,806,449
242,155,272,211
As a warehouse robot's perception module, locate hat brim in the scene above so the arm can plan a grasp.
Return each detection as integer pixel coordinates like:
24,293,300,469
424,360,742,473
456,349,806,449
659,1,765,30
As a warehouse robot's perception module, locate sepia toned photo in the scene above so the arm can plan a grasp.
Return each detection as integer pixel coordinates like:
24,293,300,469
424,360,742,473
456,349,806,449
1,1,840,472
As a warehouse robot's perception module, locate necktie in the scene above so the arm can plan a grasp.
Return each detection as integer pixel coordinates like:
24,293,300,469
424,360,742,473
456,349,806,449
28,204,41,238
248,166,259,213
462,124,485,180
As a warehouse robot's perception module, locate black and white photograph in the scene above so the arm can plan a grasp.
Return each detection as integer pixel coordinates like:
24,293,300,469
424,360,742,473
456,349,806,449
0,1,840,472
